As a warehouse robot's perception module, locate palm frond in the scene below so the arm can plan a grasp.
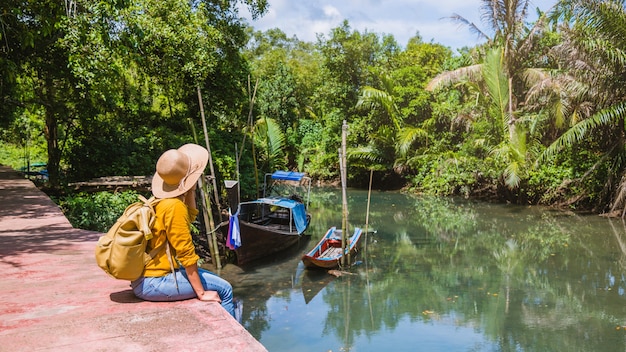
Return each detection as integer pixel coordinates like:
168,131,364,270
537,101,626,164
358,87,396,113
504,162,522,189
426,64,483,92
581,0,626,48
396,126,428,156
522,67,549,88
580,37,626,68
482,47,510,129
516,1,555,55
490,126,528,189
447,13,491,43
348,145,385,164
357,82,402,131
254,117,286,170
491,142,522,188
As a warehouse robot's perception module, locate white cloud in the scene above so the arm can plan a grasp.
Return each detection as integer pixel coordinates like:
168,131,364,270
322,5,341,19
238,0,557,49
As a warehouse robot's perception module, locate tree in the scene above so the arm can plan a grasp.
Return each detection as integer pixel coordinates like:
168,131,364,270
427,0,554,191
540,0,626,213
356,68,428,174
315,21,401,182
1,0,268,186
0,0,85,186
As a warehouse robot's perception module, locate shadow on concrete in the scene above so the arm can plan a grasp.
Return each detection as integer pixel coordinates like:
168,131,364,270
110,289,143,303
0,227,100,258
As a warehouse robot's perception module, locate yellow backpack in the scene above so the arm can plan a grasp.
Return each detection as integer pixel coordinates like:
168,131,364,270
95,195,165,280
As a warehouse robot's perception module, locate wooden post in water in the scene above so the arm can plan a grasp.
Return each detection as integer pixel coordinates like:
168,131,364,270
365,168,374,326
340,120,349,267
197,86,222,270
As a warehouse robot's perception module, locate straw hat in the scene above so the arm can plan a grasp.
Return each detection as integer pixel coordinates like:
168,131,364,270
151,144,208,199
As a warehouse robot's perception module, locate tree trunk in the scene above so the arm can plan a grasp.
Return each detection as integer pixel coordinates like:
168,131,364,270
508,76,516,142
45,108,60,187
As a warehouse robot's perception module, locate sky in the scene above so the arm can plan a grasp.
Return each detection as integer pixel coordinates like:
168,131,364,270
238,0,558,50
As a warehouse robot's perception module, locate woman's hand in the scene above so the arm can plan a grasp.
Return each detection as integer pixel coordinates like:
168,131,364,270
184,182,198,210
198,290,221,302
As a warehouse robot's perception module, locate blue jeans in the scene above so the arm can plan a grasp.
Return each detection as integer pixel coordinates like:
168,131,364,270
131,268,235,317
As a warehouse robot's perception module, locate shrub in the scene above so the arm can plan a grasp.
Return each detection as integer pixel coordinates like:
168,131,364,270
59,190,145,232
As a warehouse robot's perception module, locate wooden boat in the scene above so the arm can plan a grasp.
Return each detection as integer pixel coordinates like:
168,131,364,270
301,226,362,269
225,170,312,266
302,120,363,270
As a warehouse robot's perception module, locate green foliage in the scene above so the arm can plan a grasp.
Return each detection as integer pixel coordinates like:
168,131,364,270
253,117,286,172
2,0,265,188
482,47,510,141
0,142,47,170
409,153,495,198
526,163,573,204
5,0,626,214
58,191,144,232
297,119,336,179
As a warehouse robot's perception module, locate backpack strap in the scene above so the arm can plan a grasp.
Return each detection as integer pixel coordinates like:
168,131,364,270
147,241,167,259
137,195,161,239
165,242,179,291
144,240,179,292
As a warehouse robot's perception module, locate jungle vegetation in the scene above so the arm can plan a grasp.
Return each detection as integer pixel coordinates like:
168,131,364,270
2,0,626,215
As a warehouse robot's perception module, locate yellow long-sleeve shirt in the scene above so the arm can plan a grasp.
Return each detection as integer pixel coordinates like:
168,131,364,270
143,198,200,277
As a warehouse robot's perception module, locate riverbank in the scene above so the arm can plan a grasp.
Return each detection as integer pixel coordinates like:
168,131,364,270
0,165,266,352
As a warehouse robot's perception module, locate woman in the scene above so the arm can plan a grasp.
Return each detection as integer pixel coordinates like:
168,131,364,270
131,143,235,318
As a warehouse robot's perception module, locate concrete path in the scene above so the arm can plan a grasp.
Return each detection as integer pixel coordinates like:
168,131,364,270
0,166,266,352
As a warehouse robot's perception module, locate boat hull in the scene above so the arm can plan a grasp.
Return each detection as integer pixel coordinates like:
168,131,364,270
234,215,311,265
224,170,312,266
302,227,362,269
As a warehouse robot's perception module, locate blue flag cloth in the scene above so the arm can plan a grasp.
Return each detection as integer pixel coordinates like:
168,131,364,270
227,209,241,249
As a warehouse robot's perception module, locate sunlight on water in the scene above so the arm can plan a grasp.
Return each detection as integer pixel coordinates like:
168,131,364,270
220,188,626,352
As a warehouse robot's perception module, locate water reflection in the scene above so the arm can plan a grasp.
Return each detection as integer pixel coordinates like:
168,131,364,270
219,189,626,351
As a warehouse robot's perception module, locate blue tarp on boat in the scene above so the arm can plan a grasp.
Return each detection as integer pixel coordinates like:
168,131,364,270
254,197,308,234
271,170,306,182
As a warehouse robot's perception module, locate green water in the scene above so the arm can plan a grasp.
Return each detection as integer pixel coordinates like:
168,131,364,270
221,188,626,352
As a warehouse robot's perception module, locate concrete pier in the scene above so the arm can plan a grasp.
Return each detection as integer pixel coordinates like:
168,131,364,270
0,165,266,352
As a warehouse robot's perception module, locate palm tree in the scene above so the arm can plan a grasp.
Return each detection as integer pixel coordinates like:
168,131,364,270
540,0,626,213
356,70,428,174
427,0,554,189
252,117,287,174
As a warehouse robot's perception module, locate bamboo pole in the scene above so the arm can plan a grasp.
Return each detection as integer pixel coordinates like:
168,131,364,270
239,77,260,198
343,275,352,349
365,169,374,326
197,178,220,268
340,120,349,267
197,87,222,216
197,86,222,269
338,148,346,266
365,169,373,246
186,95,220,268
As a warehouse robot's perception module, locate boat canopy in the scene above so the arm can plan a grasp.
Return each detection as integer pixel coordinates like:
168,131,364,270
253,197,308,234
270,170,306,181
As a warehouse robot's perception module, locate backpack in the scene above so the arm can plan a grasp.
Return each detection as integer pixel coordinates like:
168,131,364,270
95,195,166,280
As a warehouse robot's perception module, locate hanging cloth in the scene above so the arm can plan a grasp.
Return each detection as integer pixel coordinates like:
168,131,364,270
226,209,241,250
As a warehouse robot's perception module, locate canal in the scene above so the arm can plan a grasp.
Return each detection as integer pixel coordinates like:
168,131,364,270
219,188,626,351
